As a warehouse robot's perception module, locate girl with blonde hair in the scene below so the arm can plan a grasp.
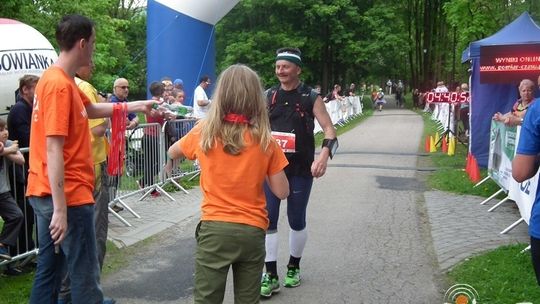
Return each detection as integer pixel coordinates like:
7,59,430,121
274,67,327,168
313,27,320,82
168,64,289,304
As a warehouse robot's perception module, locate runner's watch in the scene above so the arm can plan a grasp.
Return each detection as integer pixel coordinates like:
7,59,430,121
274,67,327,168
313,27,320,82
322,138,338,159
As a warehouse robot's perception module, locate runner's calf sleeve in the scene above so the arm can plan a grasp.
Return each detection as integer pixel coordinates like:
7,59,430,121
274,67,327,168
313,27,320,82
290,228,308,258
265,231,279,262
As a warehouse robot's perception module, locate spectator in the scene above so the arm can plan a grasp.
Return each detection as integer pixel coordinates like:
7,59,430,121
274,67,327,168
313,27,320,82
395,80,404,108
26,14,153,303
412,88,421,109
75,62,110,270
140,82,175,195
171,89,186,105
173,78,184,90
111,78,139,130
458,83,470,137
493,79,535,127
332,84,344,101
193,75,212,119
168,64,289,303
7,74,39,262
386,79,393,94
347,83,356,96
161,77,174,103
58,61,112,303
314,84,322,95
434,81,449,93
0,118,24,262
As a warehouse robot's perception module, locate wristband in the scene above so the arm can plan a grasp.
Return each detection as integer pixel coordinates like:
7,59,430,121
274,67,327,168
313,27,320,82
322,138,338,159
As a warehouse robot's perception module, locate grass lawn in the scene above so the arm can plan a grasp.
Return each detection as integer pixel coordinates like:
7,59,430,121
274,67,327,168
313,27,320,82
448,244,538,303
419,110,503,198
0,271,33,304
419,104,539,302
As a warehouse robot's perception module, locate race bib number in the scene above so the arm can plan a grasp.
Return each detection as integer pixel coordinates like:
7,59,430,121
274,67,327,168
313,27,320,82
271,131,296,153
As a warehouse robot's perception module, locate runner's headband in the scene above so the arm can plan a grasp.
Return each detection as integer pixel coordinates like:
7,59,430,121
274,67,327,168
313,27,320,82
276,52,302,66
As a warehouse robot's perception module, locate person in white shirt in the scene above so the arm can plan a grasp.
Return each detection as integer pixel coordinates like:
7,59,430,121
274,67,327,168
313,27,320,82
193,75,212,119
434,81,449,93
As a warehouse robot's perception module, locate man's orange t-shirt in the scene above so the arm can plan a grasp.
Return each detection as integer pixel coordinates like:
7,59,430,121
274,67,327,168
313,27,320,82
26,66,95,206
179,123,288,230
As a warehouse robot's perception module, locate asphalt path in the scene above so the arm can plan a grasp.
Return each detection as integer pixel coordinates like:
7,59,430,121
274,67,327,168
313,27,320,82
102,100,444,303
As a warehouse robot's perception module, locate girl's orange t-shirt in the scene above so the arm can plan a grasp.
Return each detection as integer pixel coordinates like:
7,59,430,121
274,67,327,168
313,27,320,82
179,123,288,230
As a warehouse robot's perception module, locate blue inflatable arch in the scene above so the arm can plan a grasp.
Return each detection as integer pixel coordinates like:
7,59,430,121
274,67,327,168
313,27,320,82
147,0,239,105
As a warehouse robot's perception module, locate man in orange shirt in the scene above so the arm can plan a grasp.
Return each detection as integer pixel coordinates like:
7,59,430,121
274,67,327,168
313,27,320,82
26,15,153,304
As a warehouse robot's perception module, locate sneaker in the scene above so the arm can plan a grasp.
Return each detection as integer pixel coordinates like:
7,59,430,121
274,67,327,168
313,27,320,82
260,273,280,298
0,246,11,261
283,267,301,288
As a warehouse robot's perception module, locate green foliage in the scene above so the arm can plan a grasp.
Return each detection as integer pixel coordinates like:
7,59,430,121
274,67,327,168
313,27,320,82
0,0,147,99
3,0,539,101
448,244,540,304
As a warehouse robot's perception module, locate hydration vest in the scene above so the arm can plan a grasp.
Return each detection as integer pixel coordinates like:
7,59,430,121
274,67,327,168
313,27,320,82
266,83,318,176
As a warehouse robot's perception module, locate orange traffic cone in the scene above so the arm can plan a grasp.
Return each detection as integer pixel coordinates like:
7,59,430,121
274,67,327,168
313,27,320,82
441,136,448,153
425,136,430,153
469,155,481,183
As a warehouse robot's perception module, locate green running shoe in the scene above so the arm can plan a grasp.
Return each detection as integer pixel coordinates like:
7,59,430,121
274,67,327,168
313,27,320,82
261,273,280,297
283,267,301,288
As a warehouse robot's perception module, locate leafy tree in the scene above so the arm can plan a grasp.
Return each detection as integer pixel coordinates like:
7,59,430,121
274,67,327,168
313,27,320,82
0,0,147,98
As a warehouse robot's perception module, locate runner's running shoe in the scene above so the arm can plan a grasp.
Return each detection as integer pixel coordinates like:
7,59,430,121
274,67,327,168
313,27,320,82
283,267,301,288
260,273,280,297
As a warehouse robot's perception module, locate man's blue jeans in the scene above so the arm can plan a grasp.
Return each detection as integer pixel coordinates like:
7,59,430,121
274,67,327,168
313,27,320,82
29,196,103,304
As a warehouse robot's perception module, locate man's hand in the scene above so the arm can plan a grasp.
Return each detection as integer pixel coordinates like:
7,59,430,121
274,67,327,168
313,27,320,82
49,207,67,245
311,150,330,178
139,100,157,115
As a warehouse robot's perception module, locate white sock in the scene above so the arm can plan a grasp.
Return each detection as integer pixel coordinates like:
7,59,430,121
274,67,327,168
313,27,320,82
289,228,308,258
265,232,278,262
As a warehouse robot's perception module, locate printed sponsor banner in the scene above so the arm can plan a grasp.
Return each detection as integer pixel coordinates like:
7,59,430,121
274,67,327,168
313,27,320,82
508,127,537,225
488,120,517,190
488,122,535,224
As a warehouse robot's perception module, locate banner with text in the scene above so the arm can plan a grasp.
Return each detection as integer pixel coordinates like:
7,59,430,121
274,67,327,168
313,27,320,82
488,120,517,190
480,44,540,84
508,127,538,225
488,121,535,224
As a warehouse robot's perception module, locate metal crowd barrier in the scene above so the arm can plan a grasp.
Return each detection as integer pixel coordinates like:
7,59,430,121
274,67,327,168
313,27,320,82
0,147,38,267
162,118,199,189
0,118,200,268
316,95,363,133
109,118,199,227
